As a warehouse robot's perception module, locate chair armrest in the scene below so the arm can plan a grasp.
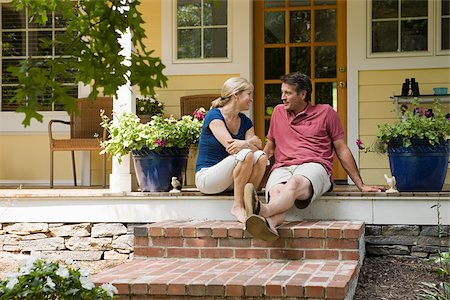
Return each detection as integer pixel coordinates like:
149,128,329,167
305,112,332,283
48,119,70,141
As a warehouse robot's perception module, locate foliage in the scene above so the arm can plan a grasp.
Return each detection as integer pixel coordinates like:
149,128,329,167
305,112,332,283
136,96,164,116
0,257,117,300
9,0,168,126
100,108,205,162
370,97,450,153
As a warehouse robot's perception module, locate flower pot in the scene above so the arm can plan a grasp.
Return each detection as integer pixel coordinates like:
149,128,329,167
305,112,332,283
132,147,189,192
388,138,449,192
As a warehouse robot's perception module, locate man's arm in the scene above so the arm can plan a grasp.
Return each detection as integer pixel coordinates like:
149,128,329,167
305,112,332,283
332,138,384,192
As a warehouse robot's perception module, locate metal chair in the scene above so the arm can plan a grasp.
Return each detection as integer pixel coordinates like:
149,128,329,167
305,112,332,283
180,94,219,116
48,97,113,188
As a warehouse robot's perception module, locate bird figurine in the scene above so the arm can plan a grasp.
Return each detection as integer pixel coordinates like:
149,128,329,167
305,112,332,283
384,174,399,193
169,176,181,193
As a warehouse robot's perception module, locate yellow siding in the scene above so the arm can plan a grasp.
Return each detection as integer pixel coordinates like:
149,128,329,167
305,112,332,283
140,0,162,57
358,68,450,185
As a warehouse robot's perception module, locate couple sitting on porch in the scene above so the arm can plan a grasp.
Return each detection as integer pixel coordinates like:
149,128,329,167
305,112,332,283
195,73,384,241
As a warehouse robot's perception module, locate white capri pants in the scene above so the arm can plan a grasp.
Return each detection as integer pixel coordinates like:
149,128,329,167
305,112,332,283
196,149,266,194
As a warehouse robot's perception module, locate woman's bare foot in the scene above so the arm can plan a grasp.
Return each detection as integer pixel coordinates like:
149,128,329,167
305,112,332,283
231,206,246,223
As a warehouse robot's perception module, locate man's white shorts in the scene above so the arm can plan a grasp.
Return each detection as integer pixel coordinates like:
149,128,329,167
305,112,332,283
265,162,332,208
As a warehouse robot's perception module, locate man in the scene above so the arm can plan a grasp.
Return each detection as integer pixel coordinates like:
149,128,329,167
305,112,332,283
245,72,384,241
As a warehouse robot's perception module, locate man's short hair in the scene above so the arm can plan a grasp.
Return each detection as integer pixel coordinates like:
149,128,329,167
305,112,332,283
280,72,312,102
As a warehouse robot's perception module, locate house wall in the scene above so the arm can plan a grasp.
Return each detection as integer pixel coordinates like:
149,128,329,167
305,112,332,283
358,68,450,185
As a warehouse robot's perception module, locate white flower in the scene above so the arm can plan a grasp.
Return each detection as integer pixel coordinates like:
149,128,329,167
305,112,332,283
140,106,145,112
6,275,18,290
56,266,70,279
158,103,162,107
101,283,118,297
79,266,90,277
80,276,95,290
46,276,56,289
150,98,155,103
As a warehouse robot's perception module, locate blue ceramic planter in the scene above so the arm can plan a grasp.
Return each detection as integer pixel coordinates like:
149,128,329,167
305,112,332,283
388,138,449,192
132,147,189,192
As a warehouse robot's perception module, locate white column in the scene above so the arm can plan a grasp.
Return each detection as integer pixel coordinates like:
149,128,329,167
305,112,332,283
109,27,134,192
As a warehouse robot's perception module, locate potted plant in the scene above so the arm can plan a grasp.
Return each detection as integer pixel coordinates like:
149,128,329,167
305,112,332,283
136,96,165,123
370,97,450,192
100,109,204,192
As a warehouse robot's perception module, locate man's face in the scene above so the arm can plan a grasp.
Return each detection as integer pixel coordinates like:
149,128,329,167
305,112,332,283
281,83,307,113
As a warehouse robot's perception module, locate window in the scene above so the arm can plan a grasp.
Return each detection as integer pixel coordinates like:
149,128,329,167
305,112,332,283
370,0,430,55
0,3,78,112
438,0,449,52
176,0,228,60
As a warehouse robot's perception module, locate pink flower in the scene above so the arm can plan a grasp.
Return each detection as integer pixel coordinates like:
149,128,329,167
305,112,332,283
155,138,167,147
356,138,365,150
193,107,206,121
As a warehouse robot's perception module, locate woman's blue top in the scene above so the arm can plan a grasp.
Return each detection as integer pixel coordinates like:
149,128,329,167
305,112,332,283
196,108,253,172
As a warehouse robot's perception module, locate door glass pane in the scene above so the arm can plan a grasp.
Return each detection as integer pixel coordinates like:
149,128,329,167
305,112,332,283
372,21,398,52
401,0,427,17
372,0,398,19
265,48,285,79
204,28,227,57
265,0,285,8
315,0,336,5
315,9,336,42
265,11,285,44
442,19,450,50
177,0,201,27
290,47,311,76
265,84,281,115
177,29,201,58
204,0,227,26
315,82,337,108
315,46,336,78
290,10,311,43
289,0,310,6
2,32,25,56
401,20,427,51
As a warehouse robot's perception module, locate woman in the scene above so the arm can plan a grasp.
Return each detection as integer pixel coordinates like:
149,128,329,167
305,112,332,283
195,77,268,223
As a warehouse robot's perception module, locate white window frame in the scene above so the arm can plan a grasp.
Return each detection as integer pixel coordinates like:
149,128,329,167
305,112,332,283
173,0,231,63
161,0,252,77
0,2,80,133
436,0,450,55
367,0,434,58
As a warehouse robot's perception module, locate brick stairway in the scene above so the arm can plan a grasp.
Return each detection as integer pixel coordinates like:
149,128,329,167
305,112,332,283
93,220,365,299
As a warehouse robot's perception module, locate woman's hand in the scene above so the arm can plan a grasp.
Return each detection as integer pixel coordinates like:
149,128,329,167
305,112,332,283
226,139,249,154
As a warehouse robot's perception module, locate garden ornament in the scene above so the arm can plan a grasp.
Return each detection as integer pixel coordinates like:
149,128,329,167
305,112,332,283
384,174,399,193
170,177,181,193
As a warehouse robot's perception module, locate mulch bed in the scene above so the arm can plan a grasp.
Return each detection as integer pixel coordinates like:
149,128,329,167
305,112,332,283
354,256,443,300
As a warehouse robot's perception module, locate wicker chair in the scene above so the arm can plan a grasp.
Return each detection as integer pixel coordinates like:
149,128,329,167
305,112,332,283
180,94,219,116
48,97,113,188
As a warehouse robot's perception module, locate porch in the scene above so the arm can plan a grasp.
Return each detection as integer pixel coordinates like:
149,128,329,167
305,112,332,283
1,185,448,225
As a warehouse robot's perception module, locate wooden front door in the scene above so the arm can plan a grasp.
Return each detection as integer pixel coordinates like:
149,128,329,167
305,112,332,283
253,0,347,181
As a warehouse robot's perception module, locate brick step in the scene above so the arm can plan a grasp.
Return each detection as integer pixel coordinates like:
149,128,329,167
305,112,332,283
93,258,359,299
134,220,365,261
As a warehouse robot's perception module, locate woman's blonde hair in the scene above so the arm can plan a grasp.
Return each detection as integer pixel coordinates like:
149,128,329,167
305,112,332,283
211,77,254,108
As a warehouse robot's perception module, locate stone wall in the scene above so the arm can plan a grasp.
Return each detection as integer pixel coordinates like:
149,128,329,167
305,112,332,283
365,225,450,258
0,223,449,261
0,223,135,261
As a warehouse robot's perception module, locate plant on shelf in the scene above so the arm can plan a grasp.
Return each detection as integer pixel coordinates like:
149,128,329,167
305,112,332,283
0,257,117,299
359,97,450,192
136,96,164,117
100,108,205,192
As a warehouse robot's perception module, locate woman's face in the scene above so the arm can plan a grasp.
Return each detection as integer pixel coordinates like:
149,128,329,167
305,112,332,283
235,89,253,111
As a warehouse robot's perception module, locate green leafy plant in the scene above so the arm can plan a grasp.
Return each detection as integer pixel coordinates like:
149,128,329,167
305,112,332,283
136,96,164,116
9,0,168,126
370,97,450,153
100,109,204,162
0,257,117,300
